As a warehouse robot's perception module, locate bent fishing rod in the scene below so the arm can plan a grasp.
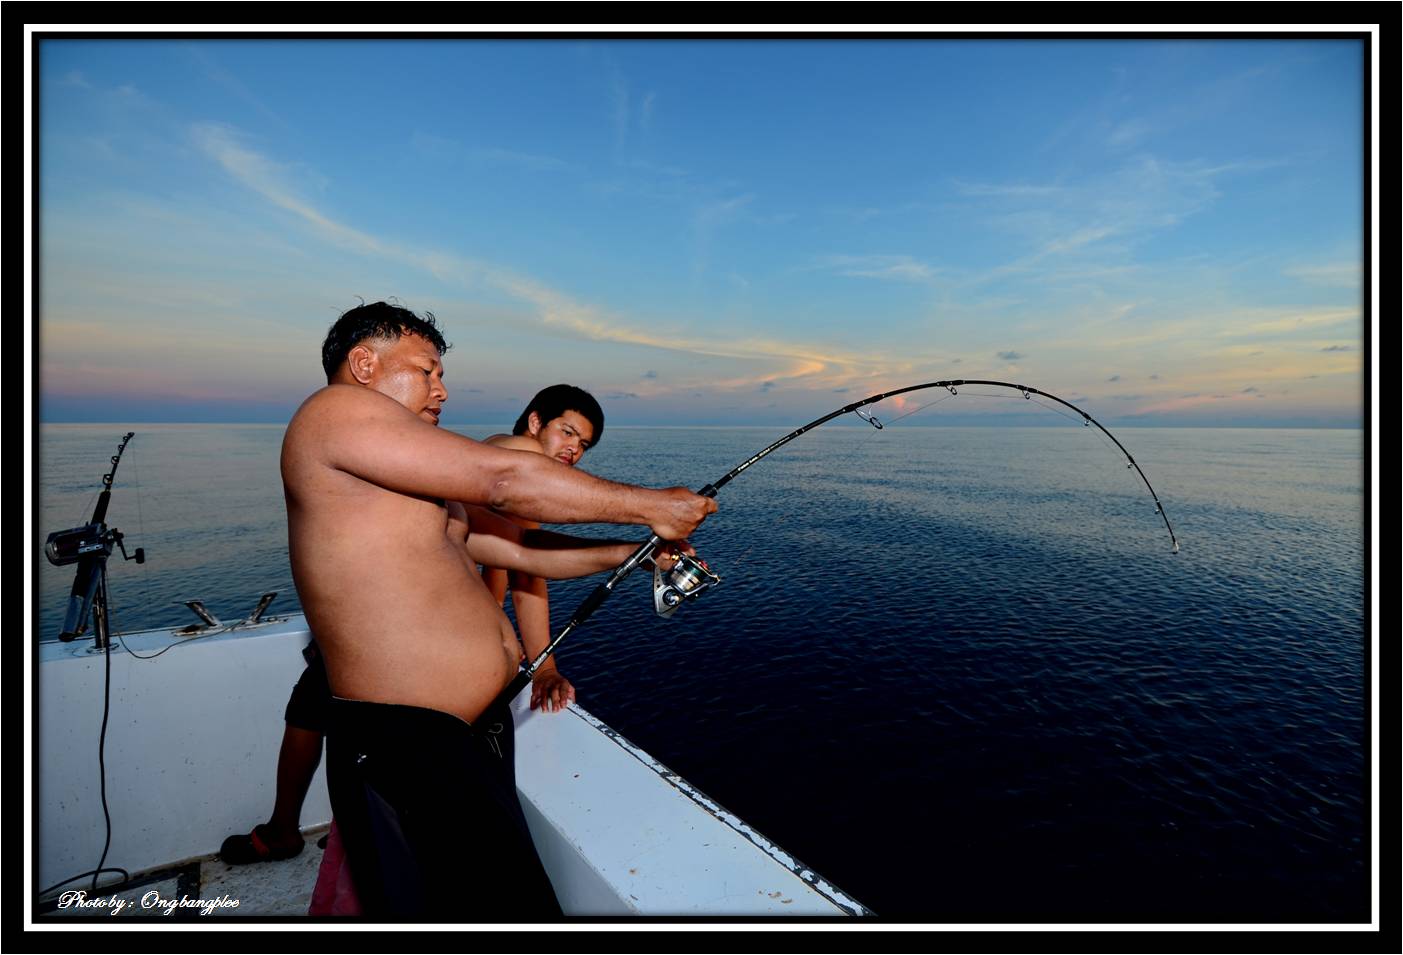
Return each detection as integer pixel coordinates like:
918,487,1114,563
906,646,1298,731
491,379,1178,712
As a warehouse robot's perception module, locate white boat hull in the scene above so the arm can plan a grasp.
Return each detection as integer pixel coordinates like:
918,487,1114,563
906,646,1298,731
37,616,867,916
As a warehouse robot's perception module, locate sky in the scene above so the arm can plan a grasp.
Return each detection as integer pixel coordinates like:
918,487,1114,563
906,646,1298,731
31,32,1371,428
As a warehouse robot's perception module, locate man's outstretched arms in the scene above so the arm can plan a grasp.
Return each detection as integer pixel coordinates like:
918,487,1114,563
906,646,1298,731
284,385,714,538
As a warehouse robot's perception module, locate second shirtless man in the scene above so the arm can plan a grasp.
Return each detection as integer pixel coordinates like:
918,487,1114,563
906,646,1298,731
281,302,714,917
483,383,606,713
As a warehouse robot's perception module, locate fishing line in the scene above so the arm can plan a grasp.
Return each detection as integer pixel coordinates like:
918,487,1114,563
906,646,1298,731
931,388,1131,467
898,389,1150,557
874,390,957,428
723,393,956,581
71,457,104,529
98,442,157,657
126,438,158,628
74,488,102,529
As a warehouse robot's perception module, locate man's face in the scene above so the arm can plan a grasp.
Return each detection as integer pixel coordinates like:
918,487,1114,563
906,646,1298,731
365,332,447,426
527,410,594,467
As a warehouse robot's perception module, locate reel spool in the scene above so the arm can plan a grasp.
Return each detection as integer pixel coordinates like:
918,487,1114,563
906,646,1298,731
650,551,722,618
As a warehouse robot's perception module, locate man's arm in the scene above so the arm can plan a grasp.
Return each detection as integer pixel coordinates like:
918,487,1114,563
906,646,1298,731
287,385,714,538
485,432,580,712
463,505,644,579
507,573,576,713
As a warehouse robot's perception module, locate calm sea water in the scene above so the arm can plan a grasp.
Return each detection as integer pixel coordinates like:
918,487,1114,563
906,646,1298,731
35,422,1369,921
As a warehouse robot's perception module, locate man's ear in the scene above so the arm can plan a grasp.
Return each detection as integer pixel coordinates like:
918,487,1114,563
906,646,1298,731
347,344,379,384
526,411,543,436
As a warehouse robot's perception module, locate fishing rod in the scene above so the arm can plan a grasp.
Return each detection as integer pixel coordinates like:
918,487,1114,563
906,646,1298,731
490,379,1178,713
45,432,147,645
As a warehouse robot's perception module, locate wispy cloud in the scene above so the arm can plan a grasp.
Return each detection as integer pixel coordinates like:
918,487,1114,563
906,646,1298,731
696,195,753,230
468,146,575,172
183,44,291,132
954,180,1066,199
1237,307,1358,336
1087,305,1361,353
192,124,378,255
599,53,658,159
693,194,755,276
818,254,940,284
411,132,576,173
1284,262,1361,288
1129,391,1270,417
193,125,904,390
959,155,1267,268
1107,119,1152,148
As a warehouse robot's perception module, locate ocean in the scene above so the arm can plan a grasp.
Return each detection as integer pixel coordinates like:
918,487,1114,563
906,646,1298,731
34,421,1370,921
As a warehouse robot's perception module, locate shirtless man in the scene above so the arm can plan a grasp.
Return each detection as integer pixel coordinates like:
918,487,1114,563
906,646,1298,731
281,302,714,916
483,384,605,714
221,386,603,869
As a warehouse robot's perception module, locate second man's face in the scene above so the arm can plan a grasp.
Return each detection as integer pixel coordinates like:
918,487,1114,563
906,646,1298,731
530,410,594,467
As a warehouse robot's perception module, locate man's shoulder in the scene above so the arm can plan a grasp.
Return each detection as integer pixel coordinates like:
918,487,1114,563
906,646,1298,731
289,385,395,430
283,386,404,470
484,433,543,454
299,382,387,411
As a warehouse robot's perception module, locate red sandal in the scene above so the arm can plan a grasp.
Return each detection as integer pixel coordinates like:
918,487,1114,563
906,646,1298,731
218,824,305,865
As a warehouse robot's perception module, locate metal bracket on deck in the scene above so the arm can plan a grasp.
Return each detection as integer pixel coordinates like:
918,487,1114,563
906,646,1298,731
174,592,278,636
238,592,278,627
176,600,223,635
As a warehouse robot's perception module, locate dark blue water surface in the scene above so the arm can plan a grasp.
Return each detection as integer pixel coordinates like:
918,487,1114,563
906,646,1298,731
36,422,1369,921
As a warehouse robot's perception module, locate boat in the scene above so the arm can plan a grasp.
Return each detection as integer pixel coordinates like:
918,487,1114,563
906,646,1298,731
33,601,870,919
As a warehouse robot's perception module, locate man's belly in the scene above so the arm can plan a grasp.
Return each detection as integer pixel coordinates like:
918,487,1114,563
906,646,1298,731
300,569,523,723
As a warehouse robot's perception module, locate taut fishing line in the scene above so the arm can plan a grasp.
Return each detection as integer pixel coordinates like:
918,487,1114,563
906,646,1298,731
722,388,958,579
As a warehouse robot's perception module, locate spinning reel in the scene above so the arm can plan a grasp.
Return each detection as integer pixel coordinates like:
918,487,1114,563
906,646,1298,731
645,549,722,618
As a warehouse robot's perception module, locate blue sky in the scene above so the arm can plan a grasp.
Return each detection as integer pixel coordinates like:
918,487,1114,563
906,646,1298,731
34,35,1369,427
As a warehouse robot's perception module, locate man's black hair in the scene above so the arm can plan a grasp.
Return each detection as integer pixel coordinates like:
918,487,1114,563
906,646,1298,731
321,301,451,382
513,384,605,447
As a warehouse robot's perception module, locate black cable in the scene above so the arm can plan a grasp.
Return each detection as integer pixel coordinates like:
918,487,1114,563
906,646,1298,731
92,577,115,895
117,628,213,659
38,572,131,905
39,868,131,900
40,434,140,905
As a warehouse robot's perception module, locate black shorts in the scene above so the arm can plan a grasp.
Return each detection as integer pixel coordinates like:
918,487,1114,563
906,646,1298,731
284,643,332,734
324,697,562,919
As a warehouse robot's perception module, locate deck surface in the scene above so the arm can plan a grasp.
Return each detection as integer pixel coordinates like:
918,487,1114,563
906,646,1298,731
39,826,328,918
